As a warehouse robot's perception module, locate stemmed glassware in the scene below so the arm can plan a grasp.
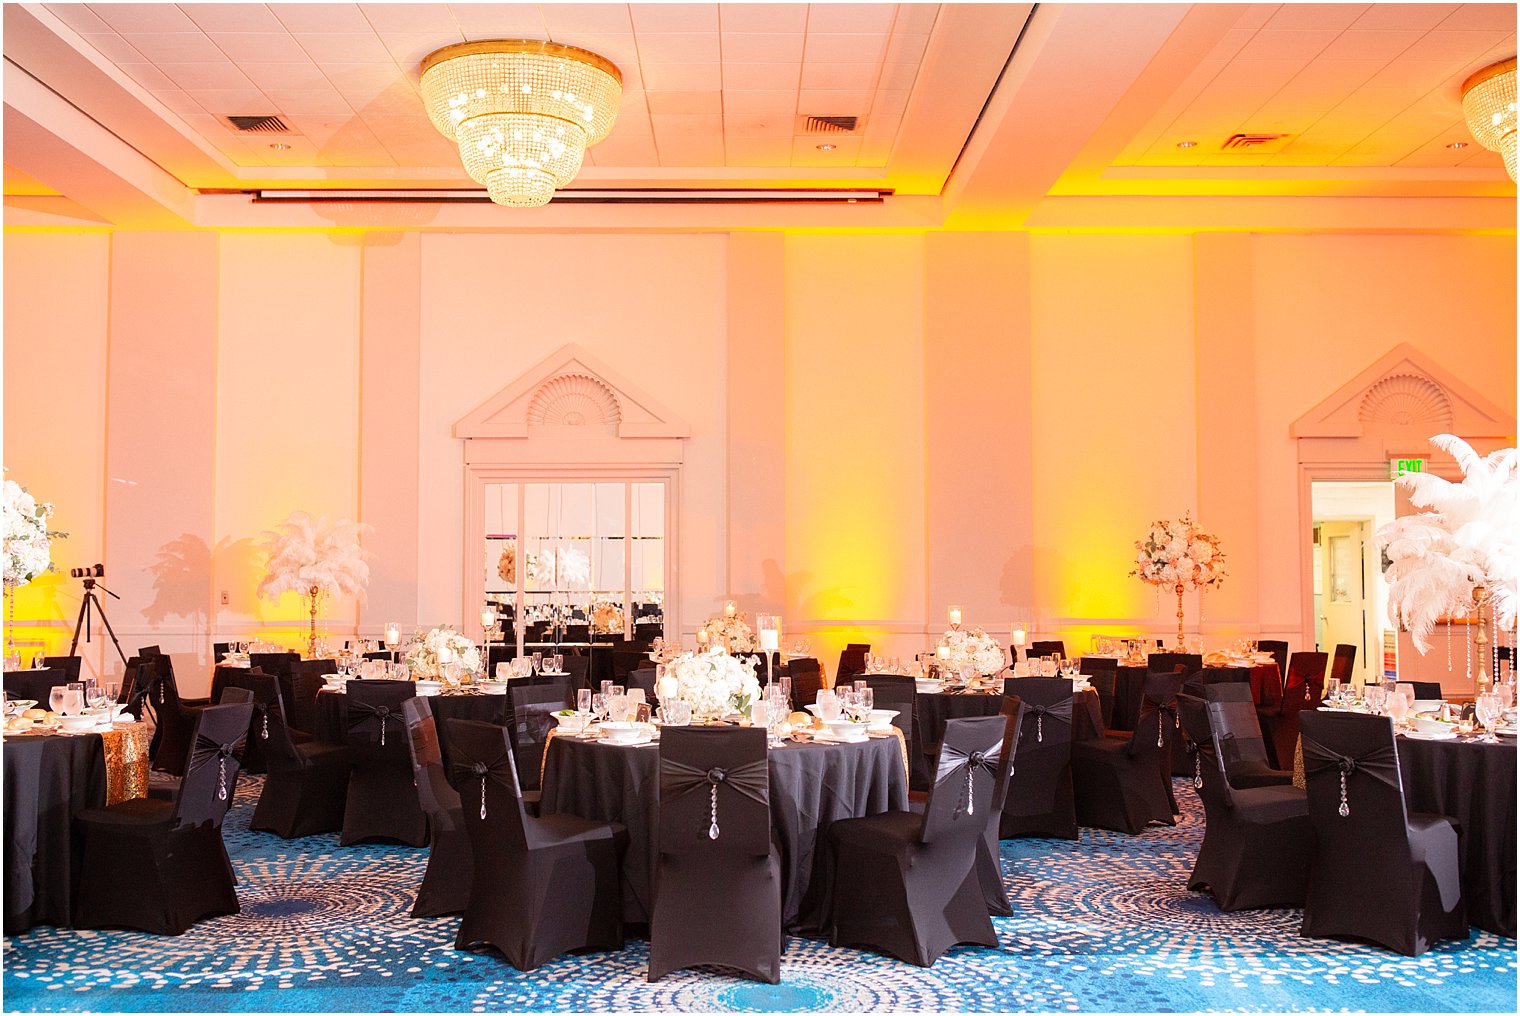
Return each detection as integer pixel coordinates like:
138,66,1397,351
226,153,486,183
816,688,840,722
62,682,84,717
48,685,65,715
576,688,592,732
589,693,607,733
1475,692,1502,741
531,651,543,676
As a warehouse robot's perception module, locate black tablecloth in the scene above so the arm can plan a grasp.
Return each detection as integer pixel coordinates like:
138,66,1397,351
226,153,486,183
3,668,68,705
315,690,512,777
1112,666,1148,730
3,733,108,934
1396,735,1517,938
911,691,1004,789
539,731,908,933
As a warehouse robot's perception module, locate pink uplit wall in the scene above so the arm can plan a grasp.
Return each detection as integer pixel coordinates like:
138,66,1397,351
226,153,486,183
2,228,1514,694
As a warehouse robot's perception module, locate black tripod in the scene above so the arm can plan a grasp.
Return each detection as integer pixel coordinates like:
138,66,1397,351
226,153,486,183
69,577,128,667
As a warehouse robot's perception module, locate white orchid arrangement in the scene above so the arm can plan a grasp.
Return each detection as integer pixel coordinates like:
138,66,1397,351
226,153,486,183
701,613,756,653
2,473,66,587
937,626,1007,677
1376,434,1517,651
666,649,761,720
405,625,481,679
255,512,372,603
1131,513,1227,590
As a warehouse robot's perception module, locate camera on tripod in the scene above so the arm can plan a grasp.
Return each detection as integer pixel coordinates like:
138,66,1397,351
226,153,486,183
70,563,105,579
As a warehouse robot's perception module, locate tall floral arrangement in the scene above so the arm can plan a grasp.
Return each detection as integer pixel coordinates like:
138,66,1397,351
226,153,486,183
1376,435,1517,651
665,649,761,721
2,473,66,588
256,512,372,656
404,626,481,680
936,627,1006,677
1132,512,1225,646
701,613,756,653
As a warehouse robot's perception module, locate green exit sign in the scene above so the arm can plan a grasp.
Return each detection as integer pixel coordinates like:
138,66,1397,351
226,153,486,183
1390,458,1425,478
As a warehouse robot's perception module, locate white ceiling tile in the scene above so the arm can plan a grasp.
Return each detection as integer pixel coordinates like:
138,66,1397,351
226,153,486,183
791,135,861,164
883,32,930,65
1351,4,1460,31
723,137,793,166
179,5,289,34
272,5,374,34
646,90,724,115
298,33,393,63
588,136,659,165
116,62,179,91
872,89,910,117
608,109,653,137
653,136,725,165
80,34,148,63
1317,29,1425,61
445,3,547,37
1231,5,1286,32
1209,59,1310,90
876,61,921,91
804,4,897,35
174,110,235,134
631,4,718,34
1204,28,1257,63
122,32,228,62
1264,4,1370,31
379,31,464,68
87,3,198,34
797,89,873,116
720,33,805,62
148,88,205,114
718,4,808,34
186,89,278,115
238,62,333,91
723,89,798,113
263,88,355,115
892,4,941,35
358,4,460,34
640,63,721,91
721,63,800,89
210,33,315,63
649,113,724,138
1398,29,1511,61
350,81,425,115
1236,29,1341,61
46,4,113,34
803,33,887,64
160,62,258,90
564,34,642,70
1438,4,1518,31
324,62,411,97
1182,85,1272,115
800,63,881,90
724,113,795,138
541,4,635,36
857,136,892,165
636,33,721,63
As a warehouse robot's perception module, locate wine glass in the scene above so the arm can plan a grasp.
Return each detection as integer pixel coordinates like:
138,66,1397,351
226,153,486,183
576,688,592,731
48,685,65,715
62,683,84,717
1386,688,1409,729
552,653,564,674
1475,692,1502,740
590,693,607,729
1325,678,1341,706
531,651,543,675
1364,684,1387,714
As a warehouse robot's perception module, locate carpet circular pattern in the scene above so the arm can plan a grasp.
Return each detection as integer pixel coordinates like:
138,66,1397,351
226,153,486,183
3,775,1514,1012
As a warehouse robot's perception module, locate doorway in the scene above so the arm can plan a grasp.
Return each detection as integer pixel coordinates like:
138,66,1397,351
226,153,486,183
1310,481,1396,685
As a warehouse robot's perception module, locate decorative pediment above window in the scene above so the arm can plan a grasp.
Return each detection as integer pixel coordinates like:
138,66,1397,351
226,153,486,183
454,344,691,441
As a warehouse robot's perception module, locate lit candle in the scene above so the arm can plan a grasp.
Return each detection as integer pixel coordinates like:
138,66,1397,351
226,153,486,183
1012,625,1027,648
658,674,679,705
697,628,710,648
480,609,496,629
936,645,951,661
759,627,780,652
384,623,400,648
724,600,737,618
437,644,454,665
948,605,962,628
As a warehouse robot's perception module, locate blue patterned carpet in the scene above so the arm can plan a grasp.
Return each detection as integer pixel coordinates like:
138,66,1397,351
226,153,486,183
3,776,1515,1013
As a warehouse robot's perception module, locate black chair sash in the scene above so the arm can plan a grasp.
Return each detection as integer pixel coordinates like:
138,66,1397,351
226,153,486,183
1302,734,1400,818
1137,695,1179,748
934,733,1005,818
1026,696,1073,744
450,748,518,820
660,757,768,841
349,700,401,747
188,732,247,802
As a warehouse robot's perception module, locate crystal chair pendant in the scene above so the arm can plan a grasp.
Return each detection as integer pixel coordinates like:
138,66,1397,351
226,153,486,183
708,783,720,840
1337,771,1350,818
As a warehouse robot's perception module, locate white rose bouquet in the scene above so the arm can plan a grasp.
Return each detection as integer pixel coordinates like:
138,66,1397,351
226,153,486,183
3,474,66,587
1131,513,1226,590
936,626,1007,677
666,649,761,721
701,614,756,653
405,626,481,679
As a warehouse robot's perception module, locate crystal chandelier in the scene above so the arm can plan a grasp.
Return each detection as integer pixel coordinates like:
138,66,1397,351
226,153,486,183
1461,58,1516,181
421,40,622,207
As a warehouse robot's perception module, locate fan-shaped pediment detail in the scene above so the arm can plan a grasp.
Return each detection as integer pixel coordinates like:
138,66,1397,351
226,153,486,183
526,373,621,432
1358,373,1453,430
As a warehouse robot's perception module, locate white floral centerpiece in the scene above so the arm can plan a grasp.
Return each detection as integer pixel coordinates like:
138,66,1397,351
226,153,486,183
701,614,756,653
666,649,761,722
1131,512,1226,646
2,474,66,588
936,627,1007,677
1376,435,1517,653
405,626,481,680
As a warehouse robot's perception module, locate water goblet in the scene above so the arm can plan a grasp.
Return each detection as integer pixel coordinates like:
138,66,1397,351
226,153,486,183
1386,689,1409,729
551,653,564,674
816,689,840,722
601,680,614,697
1475,692,1502,740
48,686,65,715
1326,678,1341,705
590,693,607,728
62,683,84,717
668,700,692,727
531,652,543,675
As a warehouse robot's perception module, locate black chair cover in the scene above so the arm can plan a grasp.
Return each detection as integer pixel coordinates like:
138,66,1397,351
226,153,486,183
509,676,570,792
74,701,254,934
1266,652,1328,768
862,673,916,753
212,668,285,774
1330,644,1357,685
249,679,353,839
1148,652,1202,674
648,726,782,983
828,714,1013,966
403,698,471,917
40,656,82,682
1408,681,1444,700
1176,695,1313,911
2,668,69,704
1298,711,1467,956
1078,663,1118,730
286,660,333,735
1028,640,1066,660
212,642,229,661
998,678,1078,840
836,648,867,683
1203,683,1294,788
137,655,203,777
340,679,427,846
627,667,659,697
447,719,625,971
786,658,823,708
1257,640,1289,682
1070,670,1184,834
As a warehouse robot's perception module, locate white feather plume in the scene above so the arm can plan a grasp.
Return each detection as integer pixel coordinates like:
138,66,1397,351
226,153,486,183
1375,434,1518,652
256,511,373,602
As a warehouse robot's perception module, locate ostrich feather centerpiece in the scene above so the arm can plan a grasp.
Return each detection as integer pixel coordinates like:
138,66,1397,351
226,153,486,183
1376,435,1517,669
256,512,372,658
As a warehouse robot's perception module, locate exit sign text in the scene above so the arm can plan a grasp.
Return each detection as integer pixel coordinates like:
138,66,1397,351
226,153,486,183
1390,458,1425,478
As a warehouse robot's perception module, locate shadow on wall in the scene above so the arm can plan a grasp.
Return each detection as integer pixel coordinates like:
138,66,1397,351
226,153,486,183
998,546,1034,611
760,559,856,621
143,534,260,630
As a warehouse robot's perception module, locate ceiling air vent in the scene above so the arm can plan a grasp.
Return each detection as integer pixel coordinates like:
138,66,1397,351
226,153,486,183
801,115,860,134
1221,133,1287,150
226,115,290,134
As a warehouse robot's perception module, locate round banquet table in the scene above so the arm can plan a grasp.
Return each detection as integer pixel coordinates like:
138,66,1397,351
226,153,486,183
2,723,152,934
314,689,512,776
1396,734,1516,938
3,668,69,705
538,729,909,933
912,684,1104,790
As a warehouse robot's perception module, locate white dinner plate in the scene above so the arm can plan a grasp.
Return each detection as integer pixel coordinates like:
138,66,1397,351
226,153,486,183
599,733,654,747
1401,729,1457,741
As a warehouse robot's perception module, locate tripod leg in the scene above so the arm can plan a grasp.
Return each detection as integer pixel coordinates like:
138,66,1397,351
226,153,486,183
69,593,92,656
91,593,129,668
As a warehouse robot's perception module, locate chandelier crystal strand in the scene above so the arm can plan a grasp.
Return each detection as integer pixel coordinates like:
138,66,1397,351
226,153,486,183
1462,58,1517,181
421,40,622,208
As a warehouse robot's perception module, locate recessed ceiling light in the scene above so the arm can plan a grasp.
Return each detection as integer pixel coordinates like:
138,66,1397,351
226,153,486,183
1176,140,1198,149
269,142,290,150
1446,140,1469,149
815,143,836,151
